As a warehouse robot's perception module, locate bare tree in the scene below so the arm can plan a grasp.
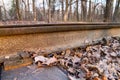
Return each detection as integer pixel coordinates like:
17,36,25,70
64,0,69,21
81,0,87,21
88,0,92,21
68,0,72,21
16,0,22,20
26,0,30,20
60,0,64,21
2,0,7,20
113,0,120,22
48,0,51,23
0,6,2,20
76,0,79,21
43,0,46,17
104,0,113,22
32,0,36,21
21,0,27,20
51,0,56,21
5,0,120,22
91,2,98,21
27,0,30,12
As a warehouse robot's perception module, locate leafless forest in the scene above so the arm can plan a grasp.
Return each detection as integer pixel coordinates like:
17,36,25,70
0,0,120,23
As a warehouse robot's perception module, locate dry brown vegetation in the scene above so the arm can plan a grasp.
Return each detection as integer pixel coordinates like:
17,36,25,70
30,36,120,80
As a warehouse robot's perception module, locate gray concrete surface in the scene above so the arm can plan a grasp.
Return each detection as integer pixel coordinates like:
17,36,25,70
1,65,68,80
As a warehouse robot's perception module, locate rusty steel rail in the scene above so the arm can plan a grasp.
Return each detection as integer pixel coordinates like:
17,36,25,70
0,22,120,71
0,22,120,36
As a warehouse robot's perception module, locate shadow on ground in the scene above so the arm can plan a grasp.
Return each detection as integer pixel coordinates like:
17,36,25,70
1,65,68,80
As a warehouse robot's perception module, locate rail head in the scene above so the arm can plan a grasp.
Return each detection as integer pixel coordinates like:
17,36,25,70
0,22,120,28
0,22,120,36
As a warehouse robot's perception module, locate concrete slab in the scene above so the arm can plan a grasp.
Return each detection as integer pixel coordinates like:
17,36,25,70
1,65,69,80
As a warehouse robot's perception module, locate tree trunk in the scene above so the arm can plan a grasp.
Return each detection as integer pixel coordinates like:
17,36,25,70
0,6,2,21
61,0,64,21
22,0,27,20
51,0,56,21
88,0,92,21
81,0,87,21
64,0,69,22
68,0,72,21
113,0,120,22
27,0,30,11
43,0,46,17
16,0,22,20
27,0,30,20
48,0,51,23
2,0,7,20
32,0,36,21
76,0,79,21
104,0,113,22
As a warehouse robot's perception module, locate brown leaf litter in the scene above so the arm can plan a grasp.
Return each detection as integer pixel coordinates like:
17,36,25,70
29,36,120,80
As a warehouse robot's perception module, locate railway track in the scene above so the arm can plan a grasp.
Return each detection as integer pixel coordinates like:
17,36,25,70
0,22,120,36
0,22,120,80
0,22,120,55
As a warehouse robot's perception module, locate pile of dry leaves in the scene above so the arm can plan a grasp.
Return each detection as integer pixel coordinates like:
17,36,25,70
30,37,120,80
